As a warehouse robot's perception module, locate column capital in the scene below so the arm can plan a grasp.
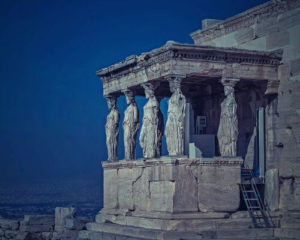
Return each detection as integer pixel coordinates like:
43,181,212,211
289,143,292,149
122,89,136,105
104,94,118,110
104,94,118,101
265,80,280,95
141,82,160,98
141,81,160,90
166,75,185,93
121,88,134,97
165,74,186,82
221,78,240,87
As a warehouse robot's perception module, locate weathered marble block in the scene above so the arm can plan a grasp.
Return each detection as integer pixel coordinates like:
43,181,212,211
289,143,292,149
54,207,76,232
101,157,242,216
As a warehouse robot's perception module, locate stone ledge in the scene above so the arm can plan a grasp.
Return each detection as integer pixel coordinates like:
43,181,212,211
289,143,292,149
103,156,242,213
190,0,300,44
95,212,257,231
84,222,277,240
102,156,243,169
86,222,161,239
100,209,230,220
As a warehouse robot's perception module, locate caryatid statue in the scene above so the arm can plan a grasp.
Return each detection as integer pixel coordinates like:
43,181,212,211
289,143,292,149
139,82,162,158
105,95,120,162
165,77,186,156
217,78,239,157
156,96,164,157
122,89,139,160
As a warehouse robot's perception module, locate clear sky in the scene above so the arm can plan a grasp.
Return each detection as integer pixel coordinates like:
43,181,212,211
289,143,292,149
0,0,269,181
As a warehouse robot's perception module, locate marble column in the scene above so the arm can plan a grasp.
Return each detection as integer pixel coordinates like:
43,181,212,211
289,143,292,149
139,82,162,158
217,78,239,157
122,89,139,160
105,95,120,162
165,76,186,156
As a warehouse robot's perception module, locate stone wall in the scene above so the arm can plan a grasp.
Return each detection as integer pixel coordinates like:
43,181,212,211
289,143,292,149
101,157,242,217
0,207,87,240
191,0,300,212
190,80,266,159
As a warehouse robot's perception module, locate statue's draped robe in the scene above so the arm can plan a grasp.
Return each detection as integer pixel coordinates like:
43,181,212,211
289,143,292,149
217,93,238,156
139,98,161,158
157,107,164,157
105,108,120,161
165,91,186,156
123,103,139,160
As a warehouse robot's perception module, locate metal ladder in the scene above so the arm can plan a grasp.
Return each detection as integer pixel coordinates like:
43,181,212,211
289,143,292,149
241,168,274,228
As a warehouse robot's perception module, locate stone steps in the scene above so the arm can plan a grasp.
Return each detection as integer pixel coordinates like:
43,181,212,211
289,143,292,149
80,222,278,240
96,213,257,231
85,222,160,239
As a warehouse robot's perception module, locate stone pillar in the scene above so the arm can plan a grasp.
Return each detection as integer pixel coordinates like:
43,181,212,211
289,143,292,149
165,76,186,156
105,95,120,162
217,78,239,157
139,82,162,158
122,89,139,160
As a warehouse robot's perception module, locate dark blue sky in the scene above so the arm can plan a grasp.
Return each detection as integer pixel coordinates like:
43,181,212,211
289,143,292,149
0,0,268,181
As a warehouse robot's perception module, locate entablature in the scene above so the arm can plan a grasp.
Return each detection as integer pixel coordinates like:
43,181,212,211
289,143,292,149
97,42,282,96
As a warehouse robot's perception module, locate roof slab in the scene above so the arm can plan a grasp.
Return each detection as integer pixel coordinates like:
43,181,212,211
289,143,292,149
97,42,282,97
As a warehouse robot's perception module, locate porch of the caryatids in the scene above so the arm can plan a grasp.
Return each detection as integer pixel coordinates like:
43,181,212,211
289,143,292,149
165,76,186,156
139,82,162,159
217,78,239,157
105,95,120,162
122,89,139,160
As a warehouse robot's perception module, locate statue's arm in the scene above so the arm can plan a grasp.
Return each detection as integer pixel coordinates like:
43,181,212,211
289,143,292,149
113,111,120,128
139,124,145,146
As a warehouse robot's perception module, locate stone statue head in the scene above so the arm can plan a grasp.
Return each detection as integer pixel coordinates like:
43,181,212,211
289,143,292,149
169,78,181,94
123,90,135,105
142,83,155,99
106,96,117,110
221,78,239,96
224,85,234,96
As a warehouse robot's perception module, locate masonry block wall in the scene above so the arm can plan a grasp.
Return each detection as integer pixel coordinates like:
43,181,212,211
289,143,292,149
191,0,300,211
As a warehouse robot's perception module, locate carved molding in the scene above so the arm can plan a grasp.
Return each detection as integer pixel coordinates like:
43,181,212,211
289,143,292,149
101,157,243,169
265,80,280,95
97,43,282,85
221,78,240,87
190,0,299,43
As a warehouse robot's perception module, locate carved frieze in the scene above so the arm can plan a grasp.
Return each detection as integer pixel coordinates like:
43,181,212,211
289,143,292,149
190,0,296,43
97,43,281,96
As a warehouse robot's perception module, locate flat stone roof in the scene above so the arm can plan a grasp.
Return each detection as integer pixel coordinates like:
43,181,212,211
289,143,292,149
97,41,281,78
97,42,282,96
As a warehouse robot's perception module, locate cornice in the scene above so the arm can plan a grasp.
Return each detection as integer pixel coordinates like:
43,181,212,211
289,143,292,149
190,0,300,44
97,42,282,84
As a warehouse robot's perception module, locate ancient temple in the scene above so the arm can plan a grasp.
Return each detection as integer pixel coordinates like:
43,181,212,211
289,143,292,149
80,0,300,239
